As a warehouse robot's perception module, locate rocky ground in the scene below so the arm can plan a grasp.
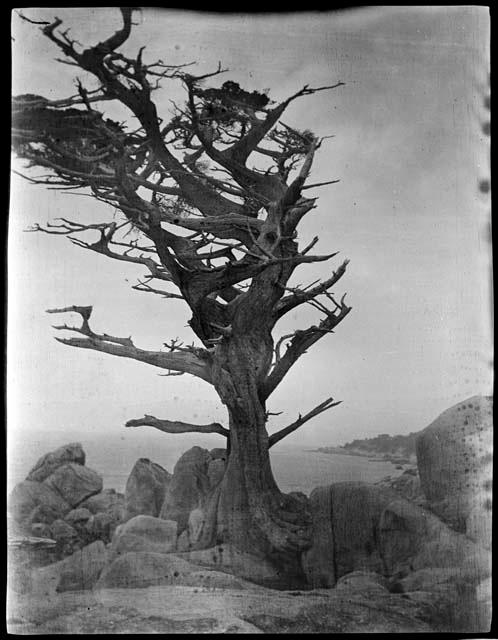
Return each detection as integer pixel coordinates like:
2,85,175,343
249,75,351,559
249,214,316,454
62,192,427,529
7,395,493,634
8,578,436,634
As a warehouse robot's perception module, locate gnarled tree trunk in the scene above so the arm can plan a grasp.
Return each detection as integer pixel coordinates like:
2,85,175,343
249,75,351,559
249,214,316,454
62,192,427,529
197,331,313,585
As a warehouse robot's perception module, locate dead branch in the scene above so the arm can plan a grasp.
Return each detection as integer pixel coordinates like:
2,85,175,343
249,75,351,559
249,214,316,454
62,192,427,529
125,414,229,437
262,299,352,400
46,306,212,382
275,259,350,318
268,397,341,448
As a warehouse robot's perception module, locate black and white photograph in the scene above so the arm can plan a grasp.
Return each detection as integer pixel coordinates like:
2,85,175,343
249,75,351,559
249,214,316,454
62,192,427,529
8,6,492,634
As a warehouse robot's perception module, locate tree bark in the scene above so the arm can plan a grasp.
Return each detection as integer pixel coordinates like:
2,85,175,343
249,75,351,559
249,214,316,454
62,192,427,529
196,331,312,587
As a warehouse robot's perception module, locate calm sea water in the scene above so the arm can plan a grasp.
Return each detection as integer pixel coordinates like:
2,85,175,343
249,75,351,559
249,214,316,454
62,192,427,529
8,430,399,496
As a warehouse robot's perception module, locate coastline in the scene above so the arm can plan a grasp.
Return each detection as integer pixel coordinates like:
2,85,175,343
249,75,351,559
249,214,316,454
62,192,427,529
310,446,416,466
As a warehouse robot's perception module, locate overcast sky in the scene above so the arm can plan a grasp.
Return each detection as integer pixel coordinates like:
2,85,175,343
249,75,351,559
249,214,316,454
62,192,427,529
9,7,491,461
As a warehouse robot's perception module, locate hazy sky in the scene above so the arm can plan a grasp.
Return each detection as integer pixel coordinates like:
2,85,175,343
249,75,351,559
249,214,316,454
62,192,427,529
9,7,491,459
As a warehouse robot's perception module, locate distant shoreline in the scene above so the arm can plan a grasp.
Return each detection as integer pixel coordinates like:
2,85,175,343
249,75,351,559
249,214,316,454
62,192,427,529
311,447,415,466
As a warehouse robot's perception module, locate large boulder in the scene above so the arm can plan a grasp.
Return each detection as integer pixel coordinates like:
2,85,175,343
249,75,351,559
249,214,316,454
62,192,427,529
207,459,225,488
85,512,115,543
50,518,81,556
44,463,103,507
159,446,212,534
302,482,397,587
30,522,52,539
80,488,126,541
26,443,85,482
80,488,125,515
96,551,251,590
8,480,71,526
416,395,492,543
378,498,491,581
110,515,177,558
31,540,108,593
334,570,390,596
179,544,291,589
392,567,490,632
65,507,92,527
124,458,171,520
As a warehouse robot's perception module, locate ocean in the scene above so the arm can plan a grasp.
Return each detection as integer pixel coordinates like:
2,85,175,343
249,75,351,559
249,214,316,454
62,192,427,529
8,429,399,496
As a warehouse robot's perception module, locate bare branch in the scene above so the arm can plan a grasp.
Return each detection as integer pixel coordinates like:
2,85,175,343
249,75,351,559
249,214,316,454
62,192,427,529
125,415,229,437
46,306,213,382
275,259,350,319
268,397,341,448
262,300,352,400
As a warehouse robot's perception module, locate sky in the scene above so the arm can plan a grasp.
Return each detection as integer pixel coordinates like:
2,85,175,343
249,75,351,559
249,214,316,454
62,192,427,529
9,6,492,463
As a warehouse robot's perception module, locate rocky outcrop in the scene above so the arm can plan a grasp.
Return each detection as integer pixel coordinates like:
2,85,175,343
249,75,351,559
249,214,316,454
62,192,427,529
80,488,126,543
26,443,85,482
7,575,435,634
378,498,490,580
334,570,389,595
159,447,212,533
49,519,81,556
302,481,491,624
376,467,425,504
44,463,103,507
179,544,288,589
96,551,251,590
65,507,92,527
207,459,225,488
8,480,71,526
124,459,171,520
80,488,125,515
159,447,227,548
30,540,108,593
110,515,177,558
302,482,398,587
416,395,492,544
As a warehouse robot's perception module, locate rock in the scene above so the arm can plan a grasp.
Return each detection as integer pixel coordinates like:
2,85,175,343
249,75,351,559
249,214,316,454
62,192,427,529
159,446,211,533
466,500,492,549
394,566,467,593
416,395,493,541
30,523,52,539
8,480,71,526
403,467,418,476
188,507,204,545
377,469,424,503
476,577,492,631
209,448,227,461
50,519,80,550
207,459,225,488
179,544,287,589
176,530,190,552
65,507,92,526
335,570,389,595
301,486,335,588
79,489,126,541
80,488,125,515
110,515,177,558
124,458,171,520
96,551,251,590
302,482,397,587
26,442,85,482
44,463,103,508
393,567,488,632
378,498,492,582
85,512,115,542
31,540,108,593
56,541,107,592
